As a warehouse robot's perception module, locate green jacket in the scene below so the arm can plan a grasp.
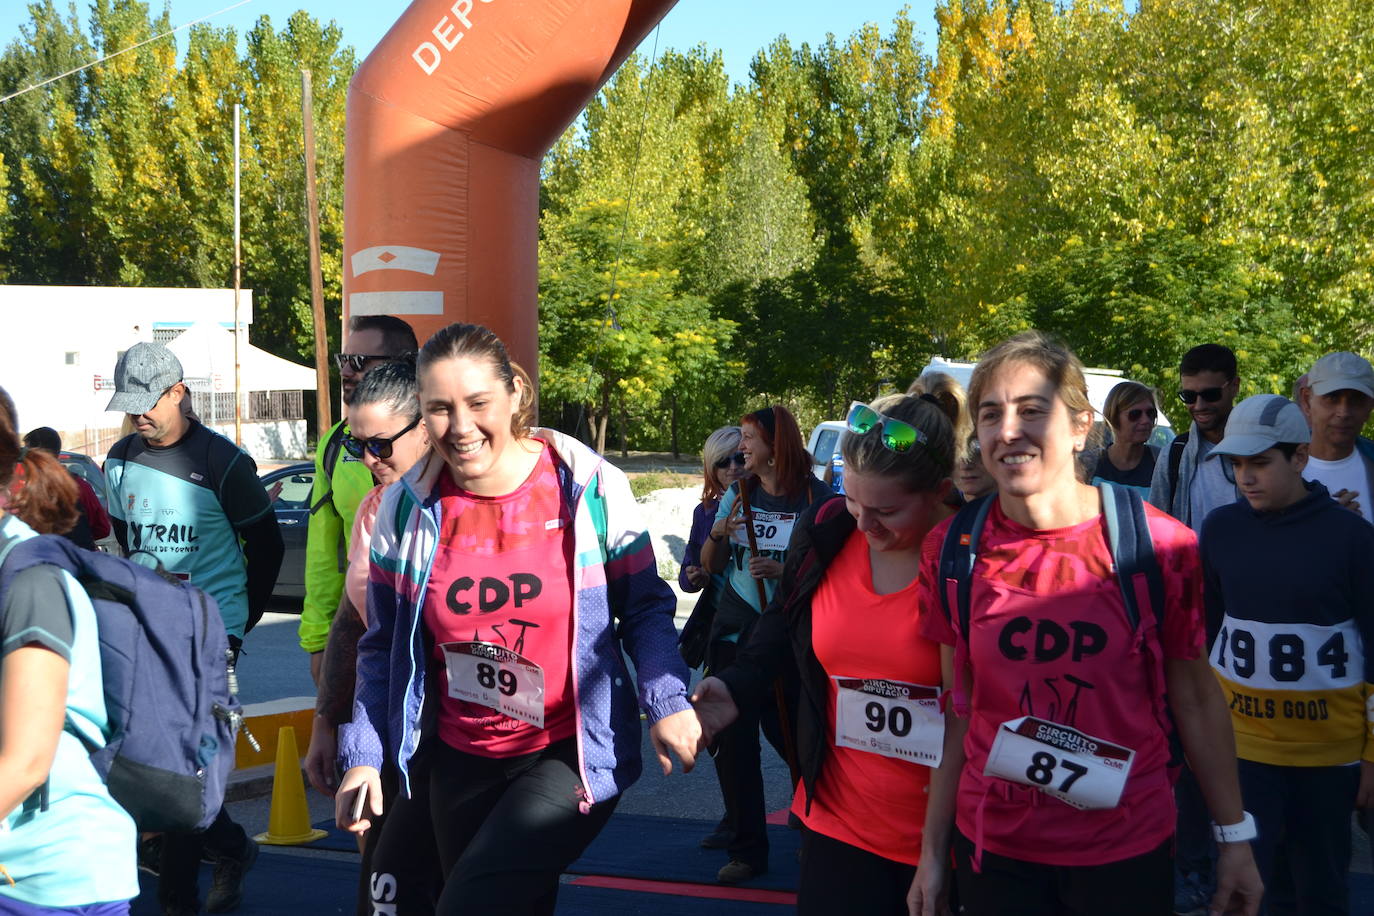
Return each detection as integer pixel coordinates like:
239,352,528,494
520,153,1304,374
297,420,375,652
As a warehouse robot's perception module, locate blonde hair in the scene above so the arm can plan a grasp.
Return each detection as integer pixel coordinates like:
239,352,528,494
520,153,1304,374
908,370,974,463
700,426,742,503
841,393,956,494
1102,381,1157,435
968,331,1094,437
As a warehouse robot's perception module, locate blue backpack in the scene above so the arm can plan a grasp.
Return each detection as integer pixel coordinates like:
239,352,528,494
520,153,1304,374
0,534,245,832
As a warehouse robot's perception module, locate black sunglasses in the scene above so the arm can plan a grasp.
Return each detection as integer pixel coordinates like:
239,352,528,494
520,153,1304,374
1125,406,1159,423
342,416,421,460
714,452,746,470
1178,387,1225,405
333,352,391,373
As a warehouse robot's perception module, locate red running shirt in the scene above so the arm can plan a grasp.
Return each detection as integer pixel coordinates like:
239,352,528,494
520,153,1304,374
918,499,1205,866
793,530,942,865
423,444,577,756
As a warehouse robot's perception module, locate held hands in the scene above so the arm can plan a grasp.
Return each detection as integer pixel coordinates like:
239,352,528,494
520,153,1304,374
335,765,383,834
649,708,703,776
303,715,338,796
1209,842,1263,916
690,676,740,744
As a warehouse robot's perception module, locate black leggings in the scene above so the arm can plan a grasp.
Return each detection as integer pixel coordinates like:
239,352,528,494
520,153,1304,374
423,738,618,916
798,827,917,916
953,830,1172,916
367,757,443,916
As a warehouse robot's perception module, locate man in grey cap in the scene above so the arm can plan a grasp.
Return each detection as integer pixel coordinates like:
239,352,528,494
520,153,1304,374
103,342,283,915
1201,393,1374,915
1298,351,1374,522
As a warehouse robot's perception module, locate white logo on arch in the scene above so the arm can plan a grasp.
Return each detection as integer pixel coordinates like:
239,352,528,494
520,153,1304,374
351,245,441,277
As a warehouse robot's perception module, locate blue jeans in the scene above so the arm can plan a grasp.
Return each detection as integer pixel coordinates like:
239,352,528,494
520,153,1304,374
1238,758,1359,916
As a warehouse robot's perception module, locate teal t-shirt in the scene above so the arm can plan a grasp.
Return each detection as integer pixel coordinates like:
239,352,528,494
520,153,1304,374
104,422,273,637
0,516,138,907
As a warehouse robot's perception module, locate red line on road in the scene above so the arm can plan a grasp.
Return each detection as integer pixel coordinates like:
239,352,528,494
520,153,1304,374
568,875,796,905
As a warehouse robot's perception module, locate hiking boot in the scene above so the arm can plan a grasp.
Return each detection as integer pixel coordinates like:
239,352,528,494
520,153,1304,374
717,859,766,885
205,836,258,913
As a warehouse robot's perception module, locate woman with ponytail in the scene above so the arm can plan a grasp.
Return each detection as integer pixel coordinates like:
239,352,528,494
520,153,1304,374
0,387,138,913
334,324,702,915
693,393,959,913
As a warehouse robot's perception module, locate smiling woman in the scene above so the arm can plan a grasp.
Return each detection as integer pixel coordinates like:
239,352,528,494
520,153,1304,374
334,322,703,916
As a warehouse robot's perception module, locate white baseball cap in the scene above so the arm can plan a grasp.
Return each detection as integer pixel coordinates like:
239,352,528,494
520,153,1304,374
1307,351,1374,399
1207,394,1310,459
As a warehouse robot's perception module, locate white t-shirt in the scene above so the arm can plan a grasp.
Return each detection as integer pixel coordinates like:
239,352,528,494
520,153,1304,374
1304,450,1372,522
1189,438,1238,530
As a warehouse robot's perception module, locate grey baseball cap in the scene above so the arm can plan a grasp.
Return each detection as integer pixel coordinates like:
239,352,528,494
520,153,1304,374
106,342,184,415
1207,394,1310,460
1307,351,1374,399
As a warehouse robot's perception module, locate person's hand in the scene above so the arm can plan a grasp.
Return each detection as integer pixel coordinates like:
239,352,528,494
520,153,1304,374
649,708,703,775
266,480,284,502
335,765,383,834
1210,841,1262,916
690,676,740,744
747,556,783,580
906,853,951,916
1357,760,1374,809
1332,488,1362,516
712,510,745,544
310,651,324,687
304,715,339,796
684,565,710,589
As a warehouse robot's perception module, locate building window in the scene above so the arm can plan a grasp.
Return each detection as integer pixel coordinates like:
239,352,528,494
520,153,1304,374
65,351,80,365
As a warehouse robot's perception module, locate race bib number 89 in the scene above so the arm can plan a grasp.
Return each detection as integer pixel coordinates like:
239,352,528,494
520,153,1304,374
440,640,546,728
984,716,1134,810
833,677,944,767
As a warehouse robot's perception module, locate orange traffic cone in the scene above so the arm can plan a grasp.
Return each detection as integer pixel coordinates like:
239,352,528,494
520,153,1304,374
253,726,327,846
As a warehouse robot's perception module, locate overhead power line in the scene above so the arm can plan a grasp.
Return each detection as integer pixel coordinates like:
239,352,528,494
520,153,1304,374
0,0,252,106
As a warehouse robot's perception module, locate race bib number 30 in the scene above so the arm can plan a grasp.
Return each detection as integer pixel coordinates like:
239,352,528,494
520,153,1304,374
440,641,546,728
984,716,1134,810
833,677,944,767
733,510,798,552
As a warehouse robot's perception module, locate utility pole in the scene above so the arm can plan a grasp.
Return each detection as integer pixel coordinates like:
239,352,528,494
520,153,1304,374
233,102,243,446
302,68,332,436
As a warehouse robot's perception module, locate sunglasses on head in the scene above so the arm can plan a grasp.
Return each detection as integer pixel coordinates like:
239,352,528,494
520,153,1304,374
342,415,421,461
333,352,391,373
1178,387,1225,405
1125,406,1159,423
714,452,746,470
846,401,928,454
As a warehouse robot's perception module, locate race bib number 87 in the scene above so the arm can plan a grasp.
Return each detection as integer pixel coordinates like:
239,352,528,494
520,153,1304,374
833,677,944,767
984,716,1135,810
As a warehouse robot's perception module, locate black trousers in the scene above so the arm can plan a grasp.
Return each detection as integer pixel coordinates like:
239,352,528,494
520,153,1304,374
1239,758,1359,916
953,830,1173,916
798,826,917,916
159,805,248,907
707,638,794,869
418,738,617,916
365,758,443,916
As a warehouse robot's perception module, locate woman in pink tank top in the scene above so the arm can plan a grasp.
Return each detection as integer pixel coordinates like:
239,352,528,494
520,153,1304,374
908,332,1262,916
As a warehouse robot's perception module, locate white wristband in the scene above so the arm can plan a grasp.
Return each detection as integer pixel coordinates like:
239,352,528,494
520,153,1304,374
1212,811,1257,843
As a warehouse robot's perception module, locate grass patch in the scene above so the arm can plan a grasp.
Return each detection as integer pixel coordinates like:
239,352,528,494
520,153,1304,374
629,471,697,499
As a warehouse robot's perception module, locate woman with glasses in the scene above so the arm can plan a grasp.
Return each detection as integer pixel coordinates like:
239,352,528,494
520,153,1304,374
699,405,832,884
693,393,958,914
1081,381,1161,496
334,323,701,916
907,332,1261,916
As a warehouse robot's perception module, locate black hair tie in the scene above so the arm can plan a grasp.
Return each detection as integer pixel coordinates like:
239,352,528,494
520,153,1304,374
919,393,941,406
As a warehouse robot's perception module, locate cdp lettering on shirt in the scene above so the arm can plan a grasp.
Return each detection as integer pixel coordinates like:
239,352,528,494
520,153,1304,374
444,573,542,614
998,617,1108,663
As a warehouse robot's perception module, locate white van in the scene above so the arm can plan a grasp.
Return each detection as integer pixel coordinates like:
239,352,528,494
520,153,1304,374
806,357,1174,478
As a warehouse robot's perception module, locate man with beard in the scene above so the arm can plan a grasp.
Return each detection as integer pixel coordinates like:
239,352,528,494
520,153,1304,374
1149,344,1243,529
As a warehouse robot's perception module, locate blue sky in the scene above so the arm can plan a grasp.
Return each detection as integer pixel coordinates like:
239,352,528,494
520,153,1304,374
1,1,939,87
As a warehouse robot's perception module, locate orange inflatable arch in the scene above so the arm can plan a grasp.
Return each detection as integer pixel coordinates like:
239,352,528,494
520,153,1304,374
343,0,679,382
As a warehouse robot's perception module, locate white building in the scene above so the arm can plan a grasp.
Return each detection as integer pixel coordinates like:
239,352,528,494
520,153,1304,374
2,286,317,460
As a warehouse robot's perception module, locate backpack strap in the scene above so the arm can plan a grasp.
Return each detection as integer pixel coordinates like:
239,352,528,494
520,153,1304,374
310,422,349,516
1167,432,1188,500
1098,482,1165,633
937,493,995,639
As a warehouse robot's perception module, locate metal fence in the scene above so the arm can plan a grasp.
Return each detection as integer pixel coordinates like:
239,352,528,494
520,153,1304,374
190,389,304,422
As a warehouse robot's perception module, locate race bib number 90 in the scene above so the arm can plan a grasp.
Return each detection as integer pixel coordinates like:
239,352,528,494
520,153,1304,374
833,677,944,767
440,641,546,728
732,510,798,553
984,716,1134,810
